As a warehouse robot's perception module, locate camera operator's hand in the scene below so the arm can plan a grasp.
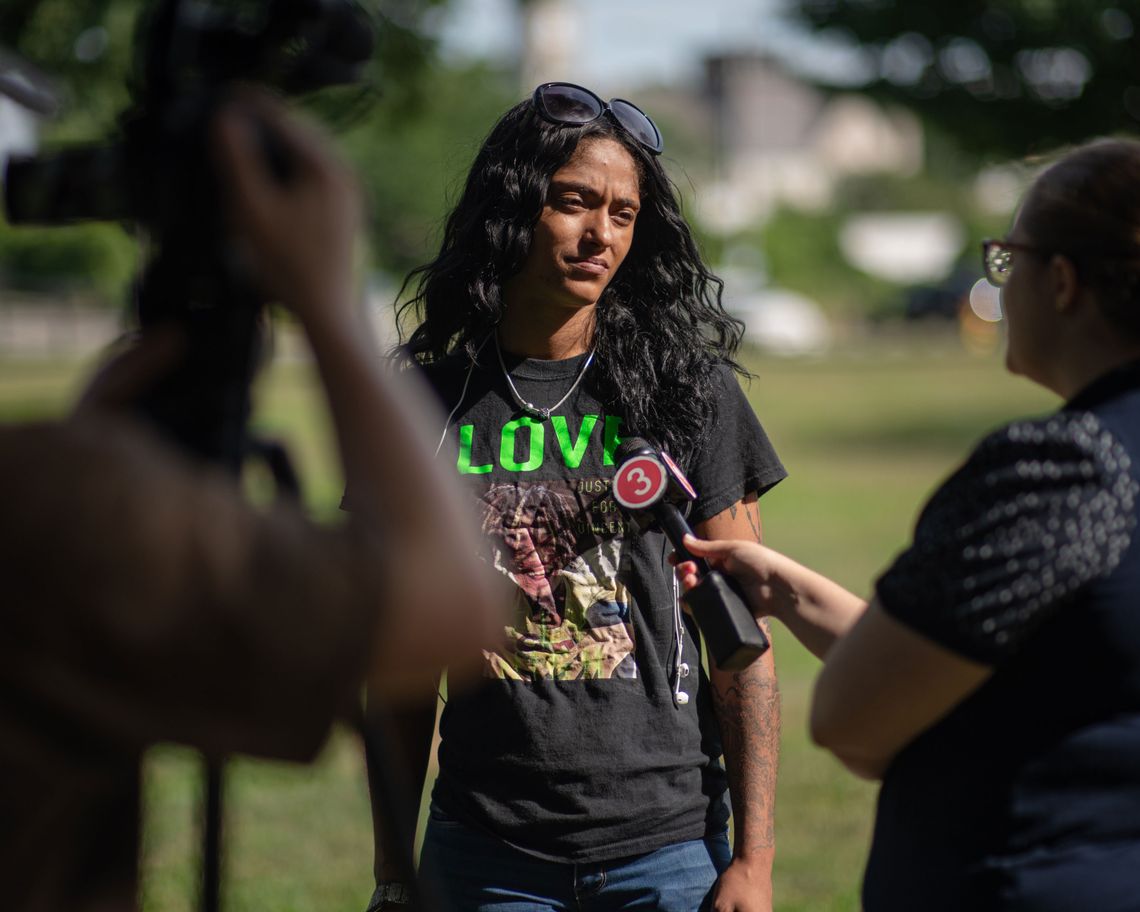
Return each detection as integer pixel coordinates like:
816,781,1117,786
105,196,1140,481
212,89,362,324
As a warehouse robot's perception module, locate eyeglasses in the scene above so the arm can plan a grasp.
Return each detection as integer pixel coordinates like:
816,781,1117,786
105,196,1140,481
532,82,664,155
981,238,1052,287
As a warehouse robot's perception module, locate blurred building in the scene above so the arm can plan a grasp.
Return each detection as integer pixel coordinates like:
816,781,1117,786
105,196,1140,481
0,94,38,179
697,52,924,232
517,0,580,90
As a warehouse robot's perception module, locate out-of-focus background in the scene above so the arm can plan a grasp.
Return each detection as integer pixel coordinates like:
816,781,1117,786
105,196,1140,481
0,0,1129,908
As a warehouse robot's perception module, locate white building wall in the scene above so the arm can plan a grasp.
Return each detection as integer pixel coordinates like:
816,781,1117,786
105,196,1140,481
0,96,38,177
701,53,924,231
518,0,581,89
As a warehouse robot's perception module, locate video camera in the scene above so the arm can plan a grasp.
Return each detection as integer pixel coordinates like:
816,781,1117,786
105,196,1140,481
3,0,373,468
5,0,372,226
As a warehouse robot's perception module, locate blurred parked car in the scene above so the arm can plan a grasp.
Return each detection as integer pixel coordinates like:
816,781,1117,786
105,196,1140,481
726,286,832,356
902,268,977,321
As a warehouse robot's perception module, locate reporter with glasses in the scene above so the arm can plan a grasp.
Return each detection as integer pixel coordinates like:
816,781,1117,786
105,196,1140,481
674,138,1140,911
365,83,786,912
1,90,501,912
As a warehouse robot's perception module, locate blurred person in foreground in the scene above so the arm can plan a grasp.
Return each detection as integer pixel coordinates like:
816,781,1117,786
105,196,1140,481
675,137,1140,911
0,91,501,912
364,83,786,912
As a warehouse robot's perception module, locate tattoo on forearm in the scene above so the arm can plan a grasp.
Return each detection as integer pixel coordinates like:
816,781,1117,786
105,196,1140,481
712,658,780,850
745,502,763,543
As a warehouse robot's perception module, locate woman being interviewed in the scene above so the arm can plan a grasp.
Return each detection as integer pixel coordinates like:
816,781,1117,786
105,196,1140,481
676,137,1140,911
368,84,787,911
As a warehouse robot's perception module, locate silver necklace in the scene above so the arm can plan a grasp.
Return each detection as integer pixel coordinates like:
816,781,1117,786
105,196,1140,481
494,333,595,420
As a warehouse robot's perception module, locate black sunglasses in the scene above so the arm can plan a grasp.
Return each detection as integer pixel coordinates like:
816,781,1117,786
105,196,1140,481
981,238,1053,287
532,82,664,155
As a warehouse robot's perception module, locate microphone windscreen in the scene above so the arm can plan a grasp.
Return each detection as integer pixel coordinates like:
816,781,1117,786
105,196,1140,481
614,437,653,464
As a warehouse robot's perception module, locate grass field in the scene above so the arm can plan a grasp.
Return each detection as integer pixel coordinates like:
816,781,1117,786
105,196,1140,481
0,326,1058,911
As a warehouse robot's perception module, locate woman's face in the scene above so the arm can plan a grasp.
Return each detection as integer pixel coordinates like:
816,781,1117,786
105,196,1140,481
506,136,641,313
1001,202,1071,388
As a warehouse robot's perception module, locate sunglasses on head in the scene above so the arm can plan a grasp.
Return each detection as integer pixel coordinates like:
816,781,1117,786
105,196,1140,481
532,82,664,155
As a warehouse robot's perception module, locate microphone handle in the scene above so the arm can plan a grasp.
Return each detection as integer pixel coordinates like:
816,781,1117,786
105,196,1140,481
653,503,709,574
654,502,770,671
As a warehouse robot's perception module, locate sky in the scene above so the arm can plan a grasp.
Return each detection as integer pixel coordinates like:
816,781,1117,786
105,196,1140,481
432,0,862,91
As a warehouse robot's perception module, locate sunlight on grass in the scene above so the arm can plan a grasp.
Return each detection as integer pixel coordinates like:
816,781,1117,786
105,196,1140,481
0,327,1060,911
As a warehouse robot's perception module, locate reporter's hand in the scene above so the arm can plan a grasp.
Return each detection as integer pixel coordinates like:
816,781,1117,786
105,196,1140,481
679,535,869,661
211,90,362,325
674,534,795,621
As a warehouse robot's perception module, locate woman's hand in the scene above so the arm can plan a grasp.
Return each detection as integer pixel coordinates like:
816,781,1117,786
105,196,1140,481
674,534,795,620
674,534,868,661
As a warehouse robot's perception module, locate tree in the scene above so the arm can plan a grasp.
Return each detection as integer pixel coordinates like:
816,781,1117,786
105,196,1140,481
1,0,135,139
793,0,1140,161
339,61,516,280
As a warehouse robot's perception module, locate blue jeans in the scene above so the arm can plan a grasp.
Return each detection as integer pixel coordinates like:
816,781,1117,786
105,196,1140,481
417,804,731,911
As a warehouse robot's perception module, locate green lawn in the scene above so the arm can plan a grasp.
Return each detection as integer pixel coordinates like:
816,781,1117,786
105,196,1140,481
0,327,1058,911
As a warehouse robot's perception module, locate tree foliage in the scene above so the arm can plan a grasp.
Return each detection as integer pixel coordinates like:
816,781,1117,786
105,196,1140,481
2,0,135,139
794,0,1140,161
339,62,516,280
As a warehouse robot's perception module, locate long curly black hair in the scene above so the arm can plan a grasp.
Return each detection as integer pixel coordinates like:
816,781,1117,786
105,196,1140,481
397,96,745,464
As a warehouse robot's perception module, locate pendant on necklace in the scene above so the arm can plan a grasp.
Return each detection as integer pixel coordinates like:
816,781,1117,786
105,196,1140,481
495,334,595,424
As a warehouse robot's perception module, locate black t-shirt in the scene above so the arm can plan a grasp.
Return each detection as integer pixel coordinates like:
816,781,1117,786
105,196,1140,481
865,362,1140,911
420,348,785,862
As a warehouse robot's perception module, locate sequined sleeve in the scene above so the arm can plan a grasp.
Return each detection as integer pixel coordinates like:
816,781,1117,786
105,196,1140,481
875,412,1138,664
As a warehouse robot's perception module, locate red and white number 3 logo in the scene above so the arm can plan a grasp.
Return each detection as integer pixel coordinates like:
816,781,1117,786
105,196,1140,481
613,455,669,510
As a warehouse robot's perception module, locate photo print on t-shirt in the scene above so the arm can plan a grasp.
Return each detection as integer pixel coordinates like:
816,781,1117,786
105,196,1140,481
477,480,637,682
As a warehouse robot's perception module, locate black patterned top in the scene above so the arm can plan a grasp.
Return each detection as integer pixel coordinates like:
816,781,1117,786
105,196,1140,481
864,360,1140,912
877,412,1137,664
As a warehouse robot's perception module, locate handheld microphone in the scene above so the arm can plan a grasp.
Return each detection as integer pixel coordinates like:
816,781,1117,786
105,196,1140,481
613,438,769,671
